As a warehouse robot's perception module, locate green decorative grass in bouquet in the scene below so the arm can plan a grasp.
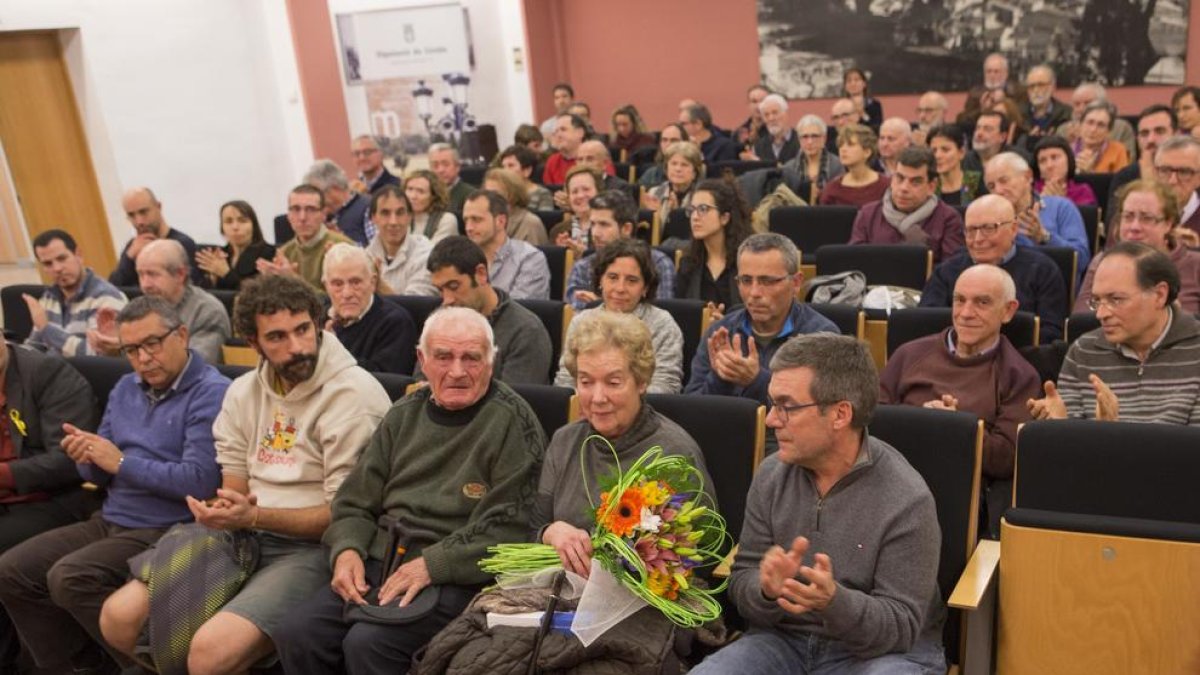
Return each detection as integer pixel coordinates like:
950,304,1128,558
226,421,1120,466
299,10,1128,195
481,440,730,629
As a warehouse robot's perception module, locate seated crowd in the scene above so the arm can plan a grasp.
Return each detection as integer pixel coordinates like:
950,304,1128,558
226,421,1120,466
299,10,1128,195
1,54,1199,674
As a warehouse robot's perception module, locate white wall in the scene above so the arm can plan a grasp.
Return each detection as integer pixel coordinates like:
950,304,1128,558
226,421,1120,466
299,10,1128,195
0,0,313,250
327,0,534,154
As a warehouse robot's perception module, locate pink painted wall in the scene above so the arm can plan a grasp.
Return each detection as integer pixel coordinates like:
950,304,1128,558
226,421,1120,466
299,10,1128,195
524,0,1200,135
286,0,353,171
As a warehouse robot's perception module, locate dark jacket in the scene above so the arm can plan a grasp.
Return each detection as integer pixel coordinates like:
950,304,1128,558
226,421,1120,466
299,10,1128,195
332,295,417,375
201,241,275,291
753,129,800,164
921,246,1067,341
335,192,372,246
1,345,98,496
700,133,740,164
686,302,838,403
110,228,201,286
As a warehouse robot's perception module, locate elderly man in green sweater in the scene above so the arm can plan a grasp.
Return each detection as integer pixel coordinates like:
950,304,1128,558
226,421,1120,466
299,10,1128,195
274,306,546,674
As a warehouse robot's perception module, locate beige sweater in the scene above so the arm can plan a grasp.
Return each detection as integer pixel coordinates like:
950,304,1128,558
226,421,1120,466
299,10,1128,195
213,332,390,509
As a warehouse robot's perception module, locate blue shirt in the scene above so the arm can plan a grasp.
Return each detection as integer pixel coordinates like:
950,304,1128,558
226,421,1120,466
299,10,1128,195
78,350,230,528
1016,195,1091,274
685,302,838,403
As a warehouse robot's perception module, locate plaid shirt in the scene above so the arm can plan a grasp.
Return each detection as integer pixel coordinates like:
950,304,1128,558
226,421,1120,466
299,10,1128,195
27,269,127,357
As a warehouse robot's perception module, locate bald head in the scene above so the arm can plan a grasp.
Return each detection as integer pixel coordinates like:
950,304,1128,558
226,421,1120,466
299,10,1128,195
952,263,1019,355
957,263,1017,304
878,118,913,161
964,195,1018,265
831,98,856,128
122,187,167,238
577,140,611,172
136,239,189,304
917,92,948,128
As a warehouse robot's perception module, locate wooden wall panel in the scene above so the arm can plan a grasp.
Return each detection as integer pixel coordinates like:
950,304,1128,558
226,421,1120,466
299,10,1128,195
0,31,114,275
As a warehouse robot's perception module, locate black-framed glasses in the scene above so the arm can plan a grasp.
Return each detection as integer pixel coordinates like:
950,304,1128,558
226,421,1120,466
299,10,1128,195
120,326,179,359
684,204,718,218
1155,165,1198,181
767,397,822,423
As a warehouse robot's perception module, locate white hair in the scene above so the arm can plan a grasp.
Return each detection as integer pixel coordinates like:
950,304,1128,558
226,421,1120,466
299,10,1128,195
758,93,789,114
1156,135,1200,162
920,91,948,109
986,151,1030,176
1074,82,1107,102
428,143,460,163
796,114,827,135
1026,64,1056,86
418,306,498,364
321,243,374,282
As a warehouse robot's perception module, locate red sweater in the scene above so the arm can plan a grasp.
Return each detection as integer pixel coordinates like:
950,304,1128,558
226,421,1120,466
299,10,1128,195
818,174,889,207
879,329,1040,479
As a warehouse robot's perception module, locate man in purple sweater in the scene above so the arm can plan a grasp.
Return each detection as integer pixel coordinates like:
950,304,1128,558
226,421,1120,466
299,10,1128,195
848,145,965,263
881,264,1041,536
0,296,228,674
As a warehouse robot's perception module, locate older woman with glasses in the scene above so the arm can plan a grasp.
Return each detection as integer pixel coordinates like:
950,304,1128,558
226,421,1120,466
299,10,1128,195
1074,179,1200,313
781,115,845,204
637,123,689,188
555,239,684,394
533,310,712,578
643,141,704,225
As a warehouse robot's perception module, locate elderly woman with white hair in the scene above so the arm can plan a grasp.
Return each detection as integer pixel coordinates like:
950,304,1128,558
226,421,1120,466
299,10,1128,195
534,310,713,577
782,114,845,204
322,242,417,374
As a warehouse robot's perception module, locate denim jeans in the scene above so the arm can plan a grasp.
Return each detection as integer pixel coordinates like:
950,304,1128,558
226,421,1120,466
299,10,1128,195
690,629,946,675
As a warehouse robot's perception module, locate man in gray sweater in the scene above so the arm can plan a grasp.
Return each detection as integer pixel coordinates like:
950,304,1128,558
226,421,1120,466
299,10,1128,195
692,333,945,674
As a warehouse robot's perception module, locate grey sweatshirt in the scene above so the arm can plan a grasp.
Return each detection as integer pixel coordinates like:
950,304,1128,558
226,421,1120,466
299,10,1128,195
730,434,944,658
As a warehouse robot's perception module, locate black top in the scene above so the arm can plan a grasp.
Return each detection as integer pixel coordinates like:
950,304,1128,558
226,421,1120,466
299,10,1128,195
333,295,417,375
201,241,276,291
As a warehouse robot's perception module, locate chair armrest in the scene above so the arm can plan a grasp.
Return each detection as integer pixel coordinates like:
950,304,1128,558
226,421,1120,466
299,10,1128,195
949,539,1000,610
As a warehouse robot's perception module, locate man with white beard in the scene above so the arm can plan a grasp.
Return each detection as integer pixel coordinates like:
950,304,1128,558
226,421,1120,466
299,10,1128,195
746,94,799,164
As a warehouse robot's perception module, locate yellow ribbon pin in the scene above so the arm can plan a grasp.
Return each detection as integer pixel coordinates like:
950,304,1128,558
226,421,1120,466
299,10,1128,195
9,409,26,437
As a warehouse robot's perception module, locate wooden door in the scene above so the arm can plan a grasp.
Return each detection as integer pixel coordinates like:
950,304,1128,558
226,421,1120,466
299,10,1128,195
0,31,115,275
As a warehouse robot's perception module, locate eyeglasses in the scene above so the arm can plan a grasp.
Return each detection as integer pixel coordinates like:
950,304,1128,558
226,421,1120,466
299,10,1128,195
964,221,1012,238
1155,165,1198,181
799,133,824,141
767,397,822,423
1119,211,1166,225
684,204,718,218
1025,81,1053,90
120,327,179,360
735,274,791,288
350,148,380,157
1087,294,1138,312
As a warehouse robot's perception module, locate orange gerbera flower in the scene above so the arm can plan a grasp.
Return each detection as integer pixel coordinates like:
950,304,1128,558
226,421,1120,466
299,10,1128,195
598,487,644,537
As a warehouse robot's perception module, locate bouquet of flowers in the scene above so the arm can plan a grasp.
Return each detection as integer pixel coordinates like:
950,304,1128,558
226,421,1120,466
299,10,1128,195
481,441,730,628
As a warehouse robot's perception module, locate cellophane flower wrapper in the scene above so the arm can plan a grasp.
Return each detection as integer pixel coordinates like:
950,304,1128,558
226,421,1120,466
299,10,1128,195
481,440,731,640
